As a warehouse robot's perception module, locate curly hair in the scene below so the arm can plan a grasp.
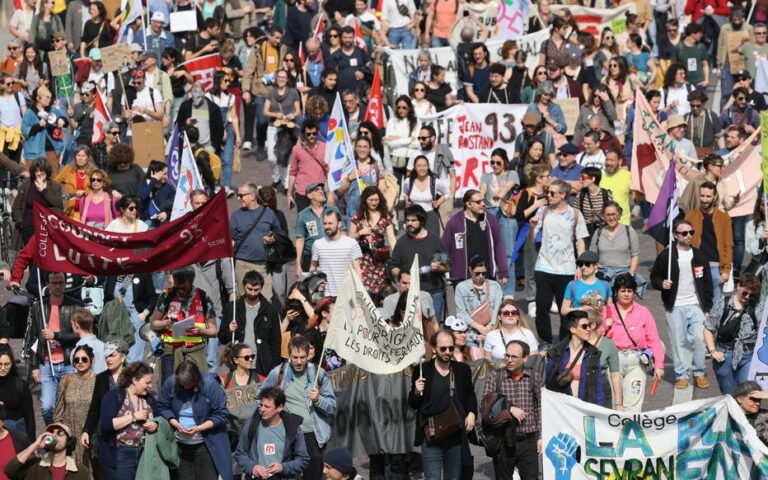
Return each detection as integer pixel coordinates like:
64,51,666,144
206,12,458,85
107,143,134,168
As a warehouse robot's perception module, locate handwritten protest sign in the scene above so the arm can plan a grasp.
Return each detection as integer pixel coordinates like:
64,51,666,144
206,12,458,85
49,50,69,77
100,43,133,73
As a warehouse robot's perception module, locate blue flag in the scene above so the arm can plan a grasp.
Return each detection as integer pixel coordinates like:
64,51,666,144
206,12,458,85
166,125,181,188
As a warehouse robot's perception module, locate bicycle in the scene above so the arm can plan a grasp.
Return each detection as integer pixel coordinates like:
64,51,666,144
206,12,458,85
0,174,20,266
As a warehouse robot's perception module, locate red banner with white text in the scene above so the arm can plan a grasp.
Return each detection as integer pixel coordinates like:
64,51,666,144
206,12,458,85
33,191,233,275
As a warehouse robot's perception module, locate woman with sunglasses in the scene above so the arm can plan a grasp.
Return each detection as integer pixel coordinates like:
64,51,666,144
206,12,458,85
386,95,420,180
704,273,764,395
209,70,240,196
545,310,605,406
598,28,620,77
410,81,435,117
54,144,95,219
657,19,682,61
219,343,258,388
484,299,539,360
603,56,640,127
282,52,303,88
99,361,159,480
81,341,128,452
402,155,447,235
106,195,148,234
323,26,343,57
573,85,617,144
29,0,64,53
520,65,547,104
54,344,97,473
599,273,664,412
78,169,118,228
454,257,503,347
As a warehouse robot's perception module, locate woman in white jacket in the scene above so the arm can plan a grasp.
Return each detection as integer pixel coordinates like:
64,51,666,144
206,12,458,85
385,95,421,181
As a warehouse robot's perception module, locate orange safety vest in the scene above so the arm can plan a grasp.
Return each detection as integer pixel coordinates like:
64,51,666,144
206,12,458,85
161,288,207,347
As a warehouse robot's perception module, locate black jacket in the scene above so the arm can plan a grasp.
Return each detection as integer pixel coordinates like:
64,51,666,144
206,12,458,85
219,294,282,377
27,294,82,369
650,244,714,313
84,368,116,435
176,97,224,154
104,273,157,315
408,359,478,447
545,339,604,406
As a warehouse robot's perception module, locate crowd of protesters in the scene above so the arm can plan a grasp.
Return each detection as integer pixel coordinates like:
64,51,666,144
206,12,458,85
0,0,766,479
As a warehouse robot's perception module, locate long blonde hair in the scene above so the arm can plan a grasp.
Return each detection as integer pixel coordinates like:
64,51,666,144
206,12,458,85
495,299,532,331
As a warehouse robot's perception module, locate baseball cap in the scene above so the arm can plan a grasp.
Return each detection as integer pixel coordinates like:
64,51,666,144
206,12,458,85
522,112,540,126
45,422,72,437
88,48,101,61
129,43,143,53
140,50,158,62
306,182,324,192
150,11,166,23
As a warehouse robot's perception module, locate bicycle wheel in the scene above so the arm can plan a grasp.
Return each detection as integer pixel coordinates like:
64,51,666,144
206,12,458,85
0,217,13,265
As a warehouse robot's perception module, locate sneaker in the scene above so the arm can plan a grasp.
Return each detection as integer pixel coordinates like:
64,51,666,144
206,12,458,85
242,141,253,151
675,378,689,389
225,187,235,198
631,205,641,218
550,300,559,314
256,150,267,162
527,301,536,318
693,375,710,389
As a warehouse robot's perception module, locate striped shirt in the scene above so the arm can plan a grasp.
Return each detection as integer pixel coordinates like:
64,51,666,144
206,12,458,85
311,235,362,296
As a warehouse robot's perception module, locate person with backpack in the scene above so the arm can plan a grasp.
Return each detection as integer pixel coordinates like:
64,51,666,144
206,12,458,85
589,202,641,282
575,167,613,243
402,155,448,236
149,268,220,383
481,339,541,480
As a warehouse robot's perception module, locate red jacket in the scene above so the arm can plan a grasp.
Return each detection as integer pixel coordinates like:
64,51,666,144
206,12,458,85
685,0,730,23
11,237,35,284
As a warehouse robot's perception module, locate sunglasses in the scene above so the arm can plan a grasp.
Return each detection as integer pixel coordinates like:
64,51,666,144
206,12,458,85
328,34,338,38
576,261,595,267
90,177,103,182
418,136,431,141
73,356,90,364
741,290,753,298
413,88,425,92
547,191,560,197
676,230,695,236
237,193,253,198
690,103,703,108
438,346,456,353
108,131,119,135
737,97,747,101
305,131,318,137
491,161,503,166
473,271,487,277
536,71,547,76
284,58,295,62
577,323,592,330
500,310,519,317
127,206,138,211
238,354,256,360
749,396,762,402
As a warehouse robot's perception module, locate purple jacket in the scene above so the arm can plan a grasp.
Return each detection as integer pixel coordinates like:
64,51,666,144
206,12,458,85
441,211,509,280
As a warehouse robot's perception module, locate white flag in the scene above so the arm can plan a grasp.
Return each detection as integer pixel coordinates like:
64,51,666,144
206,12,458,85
170,132,203,220
326,256,424,375
324,93,356,192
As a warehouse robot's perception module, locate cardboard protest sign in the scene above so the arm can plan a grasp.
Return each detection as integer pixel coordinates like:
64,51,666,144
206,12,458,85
131,121,165,168
49,50,70,77
100,43,133,73
554,97,580,136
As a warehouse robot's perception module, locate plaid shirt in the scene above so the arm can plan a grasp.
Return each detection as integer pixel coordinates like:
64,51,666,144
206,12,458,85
481,367,542,437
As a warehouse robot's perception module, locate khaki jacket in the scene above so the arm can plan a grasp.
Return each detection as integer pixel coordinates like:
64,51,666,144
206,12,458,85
242,42,289,97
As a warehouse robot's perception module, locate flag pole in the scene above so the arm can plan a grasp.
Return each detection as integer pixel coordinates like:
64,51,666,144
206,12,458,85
313,346,326,389
667,161,675,282
36,268,55,378
230,257,236,344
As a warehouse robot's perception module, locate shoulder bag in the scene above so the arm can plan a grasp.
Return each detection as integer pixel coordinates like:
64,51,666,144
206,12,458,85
234,207,266,257
468,280,492,327
421,368,464,444
555,346,585,388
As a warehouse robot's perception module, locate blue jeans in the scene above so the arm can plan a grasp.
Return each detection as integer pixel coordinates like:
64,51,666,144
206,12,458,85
665,305,706,380
713,347,753,395
720,63,735,110
221,122,234,188
206,317,221,370
117,283,145,363
431,36,450,47
40,361,75,425
421,438,462,480
732,215,748,275
388,27,417,50
710,265,723,305
430,290,445,326
497,213,518,297
4,418,26,436
106,446,142,480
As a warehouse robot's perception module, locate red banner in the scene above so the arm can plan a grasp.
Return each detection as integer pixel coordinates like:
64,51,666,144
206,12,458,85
180,54,222,92
33,191,234,275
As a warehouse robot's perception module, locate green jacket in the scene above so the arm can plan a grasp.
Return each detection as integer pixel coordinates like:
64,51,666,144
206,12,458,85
135,417,179,480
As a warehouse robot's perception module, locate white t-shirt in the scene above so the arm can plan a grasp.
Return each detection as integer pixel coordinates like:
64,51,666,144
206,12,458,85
577,150,606,170
10,9,34,39
382,0,415,29
105,219,149,233
675,247,699,306
401,177,449,212
484,328,539,360
311,235,362,297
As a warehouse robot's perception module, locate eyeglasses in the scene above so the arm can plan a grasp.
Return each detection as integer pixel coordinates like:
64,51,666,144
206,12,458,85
396,105,409,110
417,136,432,141
127,206,138,211
576,261,595,267
237,193,254,198
73,356,90,364
536,71,547,76
413,88,425,92
237,354,256,360
284,58,295,62
305,131,318,137
577,323,592,330
690,103,703,108
438,346,456,352
500,310,519,317
756,32,768,35
53,38,66,43
737,97,747,101
473,271,487,277
491,161,503,166
90,177,103,182
359,130,370,136
504,354,522,360
117,160,130,165
108,131,119,135
605,36,614,40
547,191,560,197
676,230,695,236
8,47,19,51
328,34,338,38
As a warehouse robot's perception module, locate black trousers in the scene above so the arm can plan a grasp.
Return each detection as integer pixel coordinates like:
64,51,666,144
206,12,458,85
492,433,539,480
303,432,325,480
173,443,218,480
534,271,572,344
369,453,410,480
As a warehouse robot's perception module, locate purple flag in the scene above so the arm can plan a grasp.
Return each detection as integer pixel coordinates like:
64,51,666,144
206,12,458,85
166,125,181,189
645,158,679,244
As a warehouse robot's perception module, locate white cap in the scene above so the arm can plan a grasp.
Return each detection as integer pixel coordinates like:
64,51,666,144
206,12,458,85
129,43,143,53
150,11,166,24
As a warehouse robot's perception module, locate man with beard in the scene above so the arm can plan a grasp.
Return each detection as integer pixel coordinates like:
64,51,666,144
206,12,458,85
463,43,493,103
406,125,456,225
478,64,516,104
259,336,336,480
294,183,340,277
684,182,733,304
716,8,754,109
390,205,449,322
547,58,584,104
600,150,631,226
326,26,371,92
310,210,362,297
4,422,88,479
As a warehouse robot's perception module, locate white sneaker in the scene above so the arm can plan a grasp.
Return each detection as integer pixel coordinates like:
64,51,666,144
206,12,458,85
528,301,536,318
550,300,558,313
631,205,641,218
242,141,253,151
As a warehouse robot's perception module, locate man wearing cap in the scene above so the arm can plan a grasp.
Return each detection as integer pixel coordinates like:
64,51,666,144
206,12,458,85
5,422,89,480
295,182,341,277
720,86,761,134
288,118,328,214
513,112,555,164
561,251,613,318
134,12,176,60
323,447,363,480
478,63,516,104
666,114,698,160
124,68,164,125
69,81,98,146
547,58,583,104
48,32,74,109
140,50,172,127
552,142,584,195
730,69,767,112
85,49,107,92
463,43,493,103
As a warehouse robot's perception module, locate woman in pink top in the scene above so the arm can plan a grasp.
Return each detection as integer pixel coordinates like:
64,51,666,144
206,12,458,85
600,273,664,412
77,169,119,229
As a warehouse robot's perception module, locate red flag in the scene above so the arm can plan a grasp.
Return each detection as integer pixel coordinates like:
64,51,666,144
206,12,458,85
91,90,111,144
13,0,21,9
179,54,222,92
313,16,325,41
33,191,234,275
298,41,305,67
375,0,383,18
354,21,367,51
364,68,384,128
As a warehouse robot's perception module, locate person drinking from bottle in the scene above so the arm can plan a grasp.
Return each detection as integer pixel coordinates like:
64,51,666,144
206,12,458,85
4,422,89,479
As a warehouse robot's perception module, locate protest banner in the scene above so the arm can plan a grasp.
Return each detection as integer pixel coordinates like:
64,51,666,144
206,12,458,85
554,97,580,136
99,43,133,73
170,9,197,32
549,3,635,38
180,54,222,92
49,50,69,77
33,191,233,276
419,103,528,195
493,0,530,40
748,299,768,391
386,45,461,97
326,258,424,375
630,89,760,216
541,389,768,480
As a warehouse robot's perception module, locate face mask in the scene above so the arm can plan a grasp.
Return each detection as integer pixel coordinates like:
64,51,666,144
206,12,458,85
192,90,204,103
